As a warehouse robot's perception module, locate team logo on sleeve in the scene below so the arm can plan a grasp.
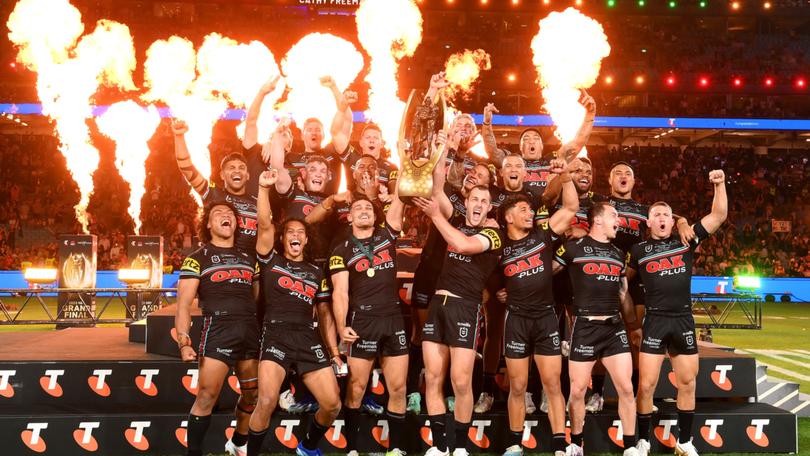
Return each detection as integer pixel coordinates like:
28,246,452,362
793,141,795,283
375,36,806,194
320,279,330,292
329,256,345,271
181,258,200,274
555,245,566,256
480,229,502,249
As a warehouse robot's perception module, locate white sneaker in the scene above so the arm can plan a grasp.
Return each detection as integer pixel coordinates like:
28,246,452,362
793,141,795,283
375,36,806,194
347,451,359,456
425,447,449,456
473,392,494,413
279,388,295,411
675,439,699,456
539,391,549,414
554,451,566,456
452,449,470,456
636,438,650,456
623,447,640,456
584,393,604,413
565,443,584,456
503,444,523,456
525,392,537,414
225,439,247,456
386,449,407,456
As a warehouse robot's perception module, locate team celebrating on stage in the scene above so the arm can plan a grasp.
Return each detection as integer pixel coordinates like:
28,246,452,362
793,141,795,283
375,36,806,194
173,72,728,456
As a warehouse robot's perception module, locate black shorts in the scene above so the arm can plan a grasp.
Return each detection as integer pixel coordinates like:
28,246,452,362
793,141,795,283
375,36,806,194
504,311,562,358
421,294,482,350
640,313,698,356
199,315,260,367
259,321,330,375
348,313,409,359
412,268,438,310
568,316,630,362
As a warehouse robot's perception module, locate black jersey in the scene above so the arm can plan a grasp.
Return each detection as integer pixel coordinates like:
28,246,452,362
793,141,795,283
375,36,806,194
435,223,503,301
536,191,603,228
285,142,346,195
628,222,709,315
338,145,399,189
501,225,561,317
554,236,626,317
279,186,325,221
524,158,551,201
491,184,537,227
202,185,258,255
334,192,388,227
329,222,400,317
179,244,256,317
257,250,331,325
608,196,650,254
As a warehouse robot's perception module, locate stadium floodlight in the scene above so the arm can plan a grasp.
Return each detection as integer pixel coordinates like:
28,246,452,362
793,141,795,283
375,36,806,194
734,275,762,290
24,267,57,284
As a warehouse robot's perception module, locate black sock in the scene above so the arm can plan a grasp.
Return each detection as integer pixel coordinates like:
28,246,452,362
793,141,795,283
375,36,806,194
231,431,248,447
638,412,653,441
407,345,423,394
387,410,406,450
552,433,567,452
483,372,497,395
344,407,361,451
247,428,268,456
186,413,211,456
571,432,584,447
302,416,330,450
678,409,695,443
429,414,448,451
591,374,605,395
624,433,638,449
454,420,471,451
507,430,523,448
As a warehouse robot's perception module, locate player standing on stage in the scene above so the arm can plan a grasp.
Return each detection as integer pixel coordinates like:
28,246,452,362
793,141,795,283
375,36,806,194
247,170,343,456
175,201,259,456
553,202,641,456
330,191,407,456
628,171,727,456
499,158,579,456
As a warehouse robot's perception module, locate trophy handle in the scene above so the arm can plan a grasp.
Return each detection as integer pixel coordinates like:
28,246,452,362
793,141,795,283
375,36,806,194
427,92,449,167
397,89,417,165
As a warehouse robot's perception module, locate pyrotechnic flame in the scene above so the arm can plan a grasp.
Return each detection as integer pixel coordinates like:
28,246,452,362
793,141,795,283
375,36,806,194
96,101,160,234
280,33,363,147
356,0,423,167
531,8,609,157
8,0,138,232
338,163,349,194
444,49,491,102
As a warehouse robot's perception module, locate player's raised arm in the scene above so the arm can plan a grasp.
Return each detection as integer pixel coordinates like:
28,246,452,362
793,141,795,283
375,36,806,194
699,169,728,235
322,75,354,155
256,170,277,256
172,120,209,195
268,118,293,195
481,102,506,166
547,158,580,235
414,196,497,255
558,90,596,163
243,76,280,150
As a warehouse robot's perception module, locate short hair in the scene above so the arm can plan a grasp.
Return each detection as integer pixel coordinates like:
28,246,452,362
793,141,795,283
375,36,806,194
349,196,382,224
304,155,329,168
357,154,378,164
303,117,323,128
361,123,382,136
610,161,634,174
468,163,495,187
220,152,247,170
649,201,672,213
198,200,239,244
519,128,542,144
466,184,492,202
587,201,614,228
500,194,532,217
578,156,592,167
501,153,525,168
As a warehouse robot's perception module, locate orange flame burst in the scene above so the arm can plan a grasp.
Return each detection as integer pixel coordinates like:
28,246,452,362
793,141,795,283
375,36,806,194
531,8,609,157
96,101,160,234
443,49,491,102
356,0,423,168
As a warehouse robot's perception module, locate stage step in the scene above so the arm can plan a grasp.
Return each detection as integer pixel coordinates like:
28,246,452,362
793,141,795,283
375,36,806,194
754,362,810,417
4,403,796,455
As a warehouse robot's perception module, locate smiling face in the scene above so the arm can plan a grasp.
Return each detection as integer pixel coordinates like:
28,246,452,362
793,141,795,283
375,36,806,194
595,205,620,240
282,220,308,259
207,204,236,240
300,160,329,193
520,130,544,160
501,155,526,191
609,164,635,198
648,203,675,239
572,160,593,195
302,119,324,151
463,164,492,191
353,156,378,187
220,159,248,192
349,198,376,230
465,186,493,227
359,128,383,158
505,200,534,232
452,115,476,148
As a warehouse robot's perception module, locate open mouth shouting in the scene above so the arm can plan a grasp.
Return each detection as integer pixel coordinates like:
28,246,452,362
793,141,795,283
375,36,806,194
220,218,232,228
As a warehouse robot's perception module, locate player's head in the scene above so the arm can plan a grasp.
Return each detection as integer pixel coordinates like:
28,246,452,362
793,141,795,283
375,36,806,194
300,156,330,193
450,114,477,149
280,218,309,260
219,153,249,192
465,185,493,227
463,163,494,192
572,157,593,195
502,194,534,233
199,200,238,244
359,124,383,158
353,154,378,189
302,117,324,151
519,128,543,160
609,161,635,198
648,201,675,239
588,201,619,240
500,154,527,192
348,196,377,230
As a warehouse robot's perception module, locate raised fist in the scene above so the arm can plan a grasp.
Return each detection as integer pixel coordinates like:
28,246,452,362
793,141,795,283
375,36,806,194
549,158,567,174
260,75,281,95
259,169,279,188
319,75,337,88
430,72,450,90
579,89,596,114
483,103,499,124
708,169,725,185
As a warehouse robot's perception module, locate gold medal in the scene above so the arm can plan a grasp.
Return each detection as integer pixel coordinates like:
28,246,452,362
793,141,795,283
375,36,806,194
366,268,375,278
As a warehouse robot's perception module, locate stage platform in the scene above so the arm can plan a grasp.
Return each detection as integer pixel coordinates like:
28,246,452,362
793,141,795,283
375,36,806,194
0,327,798,454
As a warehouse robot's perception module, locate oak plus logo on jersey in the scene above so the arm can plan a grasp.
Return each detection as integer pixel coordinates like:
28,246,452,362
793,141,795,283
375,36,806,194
521,420,539,449
237,215,258,232
125,421,151,451
88,369,112,397
654,419,678,448
644,255,686,275
582,263,622,276
210,268,253,283
39,369,64,397
420,419,433,446
617,215,643,232
503,253,545,277
746,419,770,447
711,365,733,391
21,423,48,453
370,368,386,395
182,369,199,395
73,422,100,452
275,419,301,449
372,419,390,448
355,250,394,273
608,420,625,448
326,419,347,449
135,369,159,396
277,276,316,299
700,419,724,448
468,420,492,449
0,369,16,398
175,420,188,448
